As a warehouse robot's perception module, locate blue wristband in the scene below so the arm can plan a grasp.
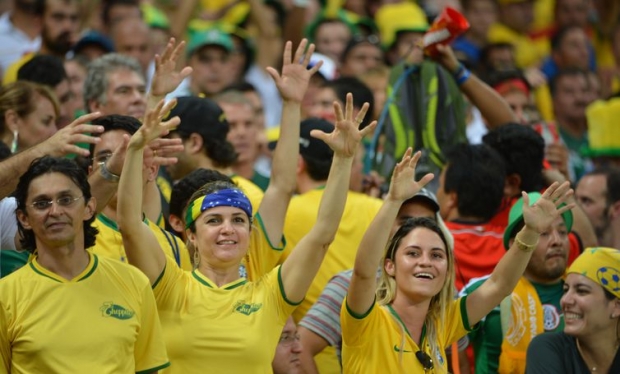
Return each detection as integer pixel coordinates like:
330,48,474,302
452,64,465,79
456,68,471,86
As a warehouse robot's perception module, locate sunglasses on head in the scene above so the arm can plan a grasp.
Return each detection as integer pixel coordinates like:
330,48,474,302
415,350,434,371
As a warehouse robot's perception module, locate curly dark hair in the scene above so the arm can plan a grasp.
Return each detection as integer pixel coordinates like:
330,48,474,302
14,156,99,253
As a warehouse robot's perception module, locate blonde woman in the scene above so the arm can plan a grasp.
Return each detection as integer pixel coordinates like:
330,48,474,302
342,148,575,373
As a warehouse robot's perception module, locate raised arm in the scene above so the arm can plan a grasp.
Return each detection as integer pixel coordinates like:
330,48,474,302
466,181,575,324
117,99,180,284
432,44,517,129
280,93,376,303
259,39,322,245
0,112,103,199
347,148,434,315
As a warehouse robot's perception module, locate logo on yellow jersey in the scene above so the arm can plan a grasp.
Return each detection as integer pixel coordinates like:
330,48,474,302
100,302,135,320
233,300,263,316
393,345,411,353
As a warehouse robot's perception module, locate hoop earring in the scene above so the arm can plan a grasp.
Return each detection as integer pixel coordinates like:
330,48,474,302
10,130,18,153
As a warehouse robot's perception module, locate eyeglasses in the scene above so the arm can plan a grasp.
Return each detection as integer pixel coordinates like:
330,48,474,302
278,333,301,346
30,196,83,211
416,351,434,371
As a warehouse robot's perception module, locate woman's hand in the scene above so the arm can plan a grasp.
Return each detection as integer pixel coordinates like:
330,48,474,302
129,99,180,149
386,147,434,202
522,181,575,233
267,39,321,103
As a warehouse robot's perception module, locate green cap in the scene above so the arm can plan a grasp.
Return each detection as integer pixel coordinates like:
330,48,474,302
503,192,573,249
186,28,234,57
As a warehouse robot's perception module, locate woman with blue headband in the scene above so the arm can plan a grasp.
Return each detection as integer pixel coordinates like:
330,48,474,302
526,247,620,374
116,40,377,373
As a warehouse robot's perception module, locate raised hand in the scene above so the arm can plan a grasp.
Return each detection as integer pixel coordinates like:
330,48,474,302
129,99,180,149
41,111,104,157
311,93,376,157
266,38,322,103
150,38,193,97
522,181,575,234
433,44,460,73
387,148,434,202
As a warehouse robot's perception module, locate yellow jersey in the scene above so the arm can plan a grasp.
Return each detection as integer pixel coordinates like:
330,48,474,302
0,253,170,374
153,256,297,373
282,189,382,323
231,175,263,215
92,213,192,271
341,297,473,374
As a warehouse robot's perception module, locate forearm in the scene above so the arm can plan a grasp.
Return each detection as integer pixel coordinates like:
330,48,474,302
488,227,539,296
143,180,162,223
247,0,279,39
459,73,517,129
0,146,48,197
566,196,597,247
269,101,300,195
88,172,119,214
117,145,145,228
312,155,353,242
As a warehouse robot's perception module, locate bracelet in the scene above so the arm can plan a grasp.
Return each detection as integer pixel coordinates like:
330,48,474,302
514,231,538,253
456,69,471,86
451,63,471,86
98,161,120,182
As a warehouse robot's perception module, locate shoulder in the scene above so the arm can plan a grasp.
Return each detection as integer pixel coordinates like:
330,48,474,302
232,176,264,197
528,332,573,353
96,255,151,288
346,192,383,211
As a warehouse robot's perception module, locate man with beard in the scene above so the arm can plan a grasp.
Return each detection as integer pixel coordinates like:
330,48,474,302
4,0,79,128
459,193,573,373
0,0,42,74
576,167,620,248
3,0,80,84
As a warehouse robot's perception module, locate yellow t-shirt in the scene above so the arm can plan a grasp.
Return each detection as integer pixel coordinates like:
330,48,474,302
92,213,192,271
341,297,473,374
282,189,382,323
153,256,298,374
0,253,170,374
231,175,263,215
242,213,285,281
2,53,33,85
487,23,549,68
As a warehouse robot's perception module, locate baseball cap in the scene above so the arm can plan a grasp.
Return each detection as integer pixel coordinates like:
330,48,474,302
403,188,440,213
186,28,234,57
503,192,573,249
73,31,115,55
299,118,334,161
166,96,229,141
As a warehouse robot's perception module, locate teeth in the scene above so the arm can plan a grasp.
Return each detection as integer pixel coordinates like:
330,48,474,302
415,273,434,279
218,241,236,244
565,313,582,320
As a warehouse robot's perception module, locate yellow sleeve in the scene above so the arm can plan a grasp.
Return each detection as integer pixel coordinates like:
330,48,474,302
152,255,187,308
442,297,476,347
134,280,170,373
0,304,10,374
340,298,377,348
244,213,285,281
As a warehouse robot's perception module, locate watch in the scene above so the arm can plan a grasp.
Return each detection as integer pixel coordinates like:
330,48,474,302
98,161,120,182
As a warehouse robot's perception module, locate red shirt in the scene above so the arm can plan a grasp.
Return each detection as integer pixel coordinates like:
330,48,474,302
447,220,506,291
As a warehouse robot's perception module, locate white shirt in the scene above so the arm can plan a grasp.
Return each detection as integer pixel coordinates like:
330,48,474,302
0,12,41,75
0,197,17,251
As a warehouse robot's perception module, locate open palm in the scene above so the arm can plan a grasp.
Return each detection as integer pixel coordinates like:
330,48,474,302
267,39,321,103
150,38,193,97
522,181,574,233
388,148,434,202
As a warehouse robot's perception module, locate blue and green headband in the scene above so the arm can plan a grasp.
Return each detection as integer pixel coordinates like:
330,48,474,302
184,188,253,229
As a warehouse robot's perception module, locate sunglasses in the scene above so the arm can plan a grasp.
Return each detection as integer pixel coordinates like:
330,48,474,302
415,350,434,371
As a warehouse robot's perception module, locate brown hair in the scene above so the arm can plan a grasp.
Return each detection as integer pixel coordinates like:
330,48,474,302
0,81,60,136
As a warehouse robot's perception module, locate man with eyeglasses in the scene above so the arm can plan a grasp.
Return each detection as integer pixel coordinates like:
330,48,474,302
272,317,304,374
0,156,170,373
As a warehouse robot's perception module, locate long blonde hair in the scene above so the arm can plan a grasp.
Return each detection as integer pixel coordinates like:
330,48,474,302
377,217,455,370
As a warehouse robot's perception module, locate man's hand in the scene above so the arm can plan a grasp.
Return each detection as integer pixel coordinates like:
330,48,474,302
266,38,321,103
312,93,376,158
150,38,193,98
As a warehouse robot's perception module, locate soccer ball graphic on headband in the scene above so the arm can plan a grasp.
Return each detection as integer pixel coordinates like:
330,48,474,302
597,267,620,294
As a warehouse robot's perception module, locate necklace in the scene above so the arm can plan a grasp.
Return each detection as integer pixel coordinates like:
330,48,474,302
576,339,597,373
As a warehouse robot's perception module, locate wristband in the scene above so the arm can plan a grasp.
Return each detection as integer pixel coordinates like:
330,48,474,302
515,231,538,253
98,161,120,182
456,68,471,85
